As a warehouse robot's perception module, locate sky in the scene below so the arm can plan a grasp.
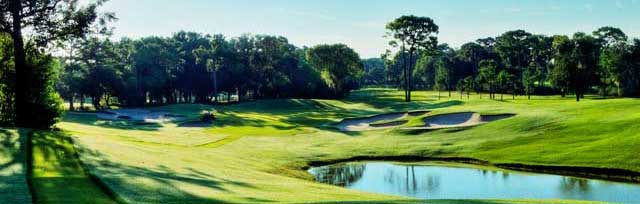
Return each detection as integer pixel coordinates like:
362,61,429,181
101,0,640,58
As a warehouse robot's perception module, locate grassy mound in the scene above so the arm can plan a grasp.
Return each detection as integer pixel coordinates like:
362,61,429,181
53,89,640,203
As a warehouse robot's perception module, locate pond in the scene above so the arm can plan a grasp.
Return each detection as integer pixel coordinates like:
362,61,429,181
308,162,640,203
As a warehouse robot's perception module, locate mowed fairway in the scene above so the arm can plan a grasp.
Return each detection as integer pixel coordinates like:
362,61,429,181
54,88,638,203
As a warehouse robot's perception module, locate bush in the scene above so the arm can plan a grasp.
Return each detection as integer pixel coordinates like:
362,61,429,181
200,111,216,122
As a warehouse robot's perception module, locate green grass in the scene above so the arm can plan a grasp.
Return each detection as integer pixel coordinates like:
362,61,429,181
0,128,32,204
30,131,116,204
51,88,639,203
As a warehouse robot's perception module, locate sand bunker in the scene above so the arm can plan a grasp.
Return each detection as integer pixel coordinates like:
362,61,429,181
96,109,185,123
336,110,428,131
419,112,515,129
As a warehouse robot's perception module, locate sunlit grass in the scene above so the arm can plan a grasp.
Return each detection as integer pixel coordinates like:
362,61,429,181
53,88,639,203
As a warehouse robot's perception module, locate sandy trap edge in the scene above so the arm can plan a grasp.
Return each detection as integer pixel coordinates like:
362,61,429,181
403,112,516,130
335,110,430,131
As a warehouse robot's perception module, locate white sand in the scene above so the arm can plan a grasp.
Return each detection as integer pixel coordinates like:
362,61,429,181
96,109,185,123
336,112,408,131
403,112,515,130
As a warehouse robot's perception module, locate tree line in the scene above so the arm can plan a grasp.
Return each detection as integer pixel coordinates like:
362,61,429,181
364,16,640,102
55,32,364,110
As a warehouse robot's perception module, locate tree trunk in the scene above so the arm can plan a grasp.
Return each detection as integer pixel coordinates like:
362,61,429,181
80,95,85,111
69,96,75,111
213,71,218,103
10,0,30,127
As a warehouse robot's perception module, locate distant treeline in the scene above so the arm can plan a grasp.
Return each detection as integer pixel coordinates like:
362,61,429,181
363,27,640,101
54,32,364,110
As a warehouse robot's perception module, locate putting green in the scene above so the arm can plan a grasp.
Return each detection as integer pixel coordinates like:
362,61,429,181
52,88,638,203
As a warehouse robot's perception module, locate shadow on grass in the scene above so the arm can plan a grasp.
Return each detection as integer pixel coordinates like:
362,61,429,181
61,89,464,138
69,136,253,203
63,113,164,131
0,128,32,204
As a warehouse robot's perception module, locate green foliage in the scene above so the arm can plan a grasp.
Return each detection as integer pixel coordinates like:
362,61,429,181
1,0,112,128
361,58,386,86
306,44,364,98
478,60,498,97
386,15,439,102
24,46,64,128
0,35,63,128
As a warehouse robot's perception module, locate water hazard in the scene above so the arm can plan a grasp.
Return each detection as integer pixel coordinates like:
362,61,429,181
308,162,640,203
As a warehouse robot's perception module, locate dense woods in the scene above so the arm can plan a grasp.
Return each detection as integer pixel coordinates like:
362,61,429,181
374,20,640,102
53,33,363,111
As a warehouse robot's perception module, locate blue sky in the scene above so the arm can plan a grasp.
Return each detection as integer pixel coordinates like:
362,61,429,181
101,0,640,58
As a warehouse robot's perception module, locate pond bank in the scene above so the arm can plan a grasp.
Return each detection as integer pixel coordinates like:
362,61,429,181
304,155,640,183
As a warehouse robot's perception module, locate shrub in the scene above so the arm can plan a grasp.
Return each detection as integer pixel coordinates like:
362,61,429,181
200,111,216,122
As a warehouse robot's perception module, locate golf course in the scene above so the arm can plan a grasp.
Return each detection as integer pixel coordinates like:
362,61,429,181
1,89,639,203
2,1,640,203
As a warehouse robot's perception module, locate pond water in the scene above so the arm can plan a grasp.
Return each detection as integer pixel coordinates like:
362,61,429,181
308,162,640,203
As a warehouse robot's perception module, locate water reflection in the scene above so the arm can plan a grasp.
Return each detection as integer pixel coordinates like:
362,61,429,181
308,162,640,203
560,177,591,194
308,163,365,186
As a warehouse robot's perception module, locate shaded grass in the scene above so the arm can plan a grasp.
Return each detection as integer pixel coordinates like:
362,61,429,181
55,88,640,203
30,131,116,204
0,128,32,204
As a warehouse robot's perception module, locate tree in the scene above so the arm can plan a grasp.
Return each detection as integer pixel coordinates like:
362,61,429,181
413,53,436,89
386,15,439,102
528,35,553,89
571,33,600,101
306,44,364,98
362,58,386,86
495,30,533,96
435,50,455,97
458,42,489,77
550,35,572,98
0,0,113,128
463,76,474,99
497,70,515,100
478,60,498,99
434,59,449,100
522,68,536,100
551,33,600,102
594,26,628,97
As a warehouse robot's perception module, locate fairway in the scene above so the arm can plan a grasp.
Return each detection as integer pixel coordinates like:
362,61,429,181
50,89,639,203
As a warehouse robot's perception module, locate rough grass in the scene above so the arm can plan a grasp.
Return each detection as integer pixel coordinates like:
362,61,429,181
0,128,32,204
54,88,638,203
